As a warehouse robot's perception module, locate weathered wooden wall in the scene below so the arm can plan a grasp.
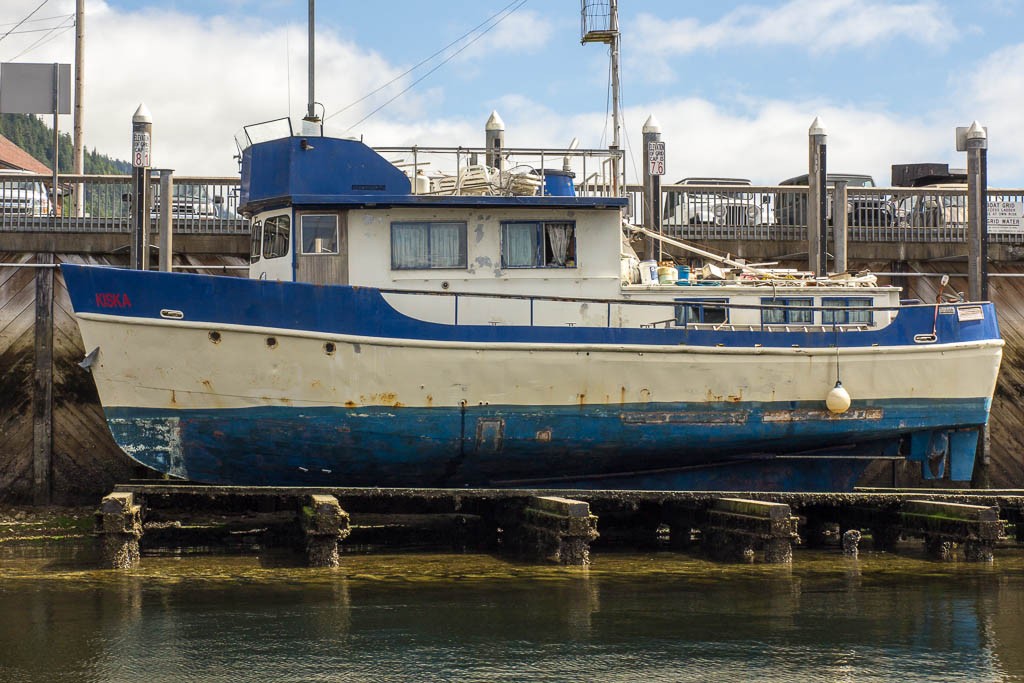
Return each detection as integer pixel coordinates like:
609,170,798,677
0,253,245,504
0,254,1022,503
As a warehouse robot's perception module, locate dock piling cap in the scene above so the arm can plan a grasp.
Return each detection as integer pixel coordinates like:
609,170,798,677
486,110,505,131
808,116,827,138
642,114,661,134
967,120,987,140
132,103,152,125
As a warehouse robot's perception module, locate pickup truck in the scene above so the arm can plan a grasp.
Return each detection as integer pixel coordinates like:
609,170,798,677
777,173,894,227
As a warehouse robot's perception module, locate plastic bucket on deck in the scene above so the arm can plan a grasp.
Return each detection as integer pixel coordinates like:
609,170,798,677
658,266,678,284
639,260,658,284
541,169,576,197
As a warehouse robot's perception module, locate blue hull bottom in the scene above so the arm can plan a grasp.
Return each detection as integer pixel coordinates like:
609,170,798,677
105,398,989,492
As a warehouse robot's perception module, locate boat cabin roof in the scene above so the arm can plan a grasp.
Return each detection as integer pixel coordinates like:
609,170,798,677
239,135,628,215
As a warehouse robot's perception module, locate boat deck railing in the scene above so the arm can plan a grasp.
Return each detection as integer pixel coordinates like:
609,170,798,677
372,145,624,199
377,284,980,333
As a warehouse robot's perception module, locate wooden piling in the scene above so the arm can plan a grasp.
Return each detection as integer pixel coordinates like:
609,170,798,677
32,254,53,505
96,491,142,569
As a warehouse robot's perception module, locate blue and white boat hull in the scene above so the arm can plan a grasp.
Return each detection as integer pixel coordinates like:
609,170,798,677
62,264,1003,491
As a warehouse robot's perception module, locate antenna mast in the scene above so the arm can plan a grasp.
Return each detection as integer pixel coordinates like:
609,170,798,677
581,0,623,194
302,0,322,135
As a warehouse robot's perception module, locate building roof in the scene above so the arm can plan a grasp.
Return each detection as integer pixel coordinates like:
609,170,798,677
0,133,51,174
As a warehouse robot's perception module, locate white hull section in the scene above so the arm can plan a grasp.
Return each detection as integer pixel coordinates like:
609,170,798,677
76,313,1003,413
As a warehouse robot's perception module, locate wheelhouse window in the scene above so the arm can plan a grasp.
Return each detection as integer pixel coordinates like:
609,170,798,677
391,221,467,269
300,214,339,255
501,221,576,268
822,297,873,325
249,219,263,263
761,297,813,325
262,215,290,259
675,299,729,326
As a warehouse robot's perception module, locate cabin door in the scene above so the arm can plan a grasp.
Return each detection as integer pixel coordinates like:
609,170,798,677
295,212,348,285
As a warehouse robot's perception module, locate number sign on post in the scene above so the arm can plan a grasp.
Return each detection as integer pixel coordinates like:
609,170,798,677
132,130,151,168
648,141,666,176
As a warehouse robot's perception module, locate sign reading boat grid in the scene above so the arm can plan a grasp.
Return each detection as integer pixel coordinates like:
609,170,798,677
988,200,1024,233
648,141,665,176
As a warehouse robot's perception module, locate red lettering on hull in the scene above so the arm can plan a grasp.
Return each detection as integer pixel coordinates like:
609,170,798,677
95,292,132,308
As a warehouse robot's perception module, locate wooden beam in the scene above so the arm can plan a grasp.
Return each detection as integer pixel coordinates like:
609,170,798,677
32,253,54,504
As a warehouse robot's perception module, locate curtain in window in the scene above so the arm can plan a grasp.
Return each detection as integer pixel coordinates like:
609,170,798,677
503,224,537,267
430,223,463,267
392,224,429,268
546,223,572,266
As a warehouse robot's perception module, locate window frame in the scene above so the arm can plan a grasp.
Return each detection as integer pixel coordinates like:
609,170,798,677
821,297,873,326
249,218,263,262
675,298,729,326
500,220,577,269
299,214,340,256
390,221,468,270
262,214,291,260
760,297,814,325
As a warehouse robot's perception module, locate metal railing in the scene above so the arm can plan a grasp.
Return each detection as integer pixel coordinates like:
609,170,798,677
3,166,1023,246
372,146,623,199
628,182,1024,245
0,172,247,234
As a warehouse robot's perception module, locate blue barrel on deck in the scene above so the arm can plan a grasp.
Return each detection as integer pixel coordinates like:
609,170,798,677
541,169,576,197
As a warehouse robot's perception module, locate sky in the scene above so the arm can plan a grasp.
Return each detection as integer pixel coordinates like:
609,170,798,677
0,0,1023,185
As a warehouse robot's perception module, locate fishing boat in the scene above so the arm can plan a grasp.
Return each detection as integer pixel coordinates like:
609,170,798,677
60,121,1002,491
60,3,1002,492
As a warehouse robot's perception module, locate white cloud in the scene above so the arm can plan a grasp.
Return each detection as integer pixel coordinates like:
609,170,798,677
632,0,957,60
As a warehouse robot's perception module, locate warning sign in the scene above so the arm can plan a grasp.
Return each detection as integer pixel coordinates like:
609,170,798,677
988,200,1023,233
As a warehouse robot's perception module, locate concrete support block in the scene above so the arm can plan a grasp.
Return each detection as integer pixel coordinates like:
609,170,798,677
842,529,862,558
300,495,350,567
702,498,798,564
512,496,599,566
901,500,1002,562
96,492,142,569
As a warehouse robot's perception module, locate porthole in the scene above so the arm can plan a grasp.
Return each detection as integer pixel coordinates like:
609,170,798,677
266,337,278,349
208,331,222,344
324,342,336,355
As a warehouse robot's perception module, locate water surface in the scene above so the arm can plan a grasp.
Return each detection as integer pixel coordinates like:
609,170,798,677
2,543,1023,682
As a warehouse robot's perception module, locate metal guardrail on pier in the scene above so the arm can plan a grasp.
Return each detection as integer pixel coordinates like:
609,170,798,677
3,169,1023,245
0,172,248,234
627,183,1024,245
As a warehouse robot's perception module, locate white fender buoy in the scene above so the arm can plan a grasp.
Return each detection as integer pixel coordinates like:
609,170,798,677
826,381,851,414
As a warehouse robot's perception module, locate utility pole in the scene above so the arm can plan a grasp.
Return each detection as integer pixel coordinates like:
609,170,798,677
73,0,84,215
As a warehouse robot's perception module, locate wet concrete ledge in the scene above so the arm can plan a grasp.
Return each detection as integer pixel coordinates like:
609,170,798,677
84,484,1024,567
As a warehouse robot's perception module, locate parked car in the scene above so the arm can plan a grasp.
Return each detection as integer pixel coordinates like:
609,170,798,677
150,185,223,218
894,183,966,229
0,170,51,216
777,173,894,227
662,177,773,227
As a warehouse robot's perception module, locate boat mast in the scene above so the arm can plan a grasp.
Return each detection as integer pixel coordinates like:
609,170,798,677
581,0,624,195
302,0,322,135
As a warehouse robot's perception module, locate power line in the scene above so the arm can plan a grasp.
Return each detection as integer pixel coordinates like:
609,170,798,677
343,0,528,132
1,20,76,37
325,0,525,124
9,14,73,61
0,12,71,28
0,0,52,46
